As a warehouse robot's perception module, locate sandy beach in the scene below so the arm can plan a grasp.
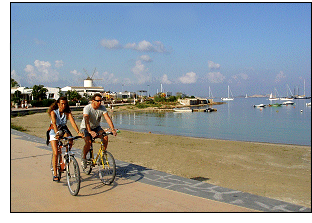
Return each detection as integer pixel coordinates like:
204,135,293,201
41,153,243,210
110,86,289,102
11,110,311,208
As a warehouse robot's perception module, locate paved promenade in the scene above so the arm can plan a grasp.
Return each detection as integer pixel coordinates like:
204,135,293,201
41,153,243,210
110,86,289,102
11,129,310,212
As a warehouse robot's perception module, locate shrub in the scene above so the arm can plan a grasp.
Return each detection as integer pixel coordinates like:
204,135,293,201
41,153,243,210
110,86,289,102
80,98,89,105
136,103,149,109
30,100,41,107
42,99,55,107
68,101,76,106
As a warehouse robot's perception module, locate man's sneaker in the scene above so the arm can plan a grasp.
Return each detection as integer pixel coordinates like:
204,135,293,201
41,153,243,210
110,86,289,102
81,158,87,169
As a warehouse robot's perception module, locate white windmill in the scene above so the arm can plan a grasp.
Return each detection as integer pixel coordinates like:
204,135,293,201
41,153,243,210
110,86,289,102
83,68,102,87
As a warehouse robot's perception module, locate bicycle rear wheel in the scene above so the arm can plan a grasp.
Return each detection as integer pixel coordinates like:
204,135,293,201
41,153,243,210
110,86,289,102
66,156,81,196
50,154,61,182
82,149,93,175
98,151,116,185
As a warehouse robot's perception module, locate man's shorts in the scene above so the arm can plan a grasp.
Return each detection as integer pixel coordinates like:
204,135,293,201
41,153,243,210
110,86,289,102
81,126,104,138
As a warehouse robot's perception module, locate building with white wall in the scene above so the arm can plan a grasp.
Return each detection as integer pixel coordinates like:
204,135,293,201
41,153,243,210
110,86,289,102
61,86,105,98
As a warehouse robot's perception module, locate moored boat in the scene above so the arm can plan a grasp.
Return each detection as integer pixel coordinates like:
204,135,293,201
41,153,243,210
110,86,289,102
268,103,282,107
269,92,279,101
253,104,266,108
280,97,294,101
173,108,193,112
205,108,217,112
221,85,234,101
282,101,295,105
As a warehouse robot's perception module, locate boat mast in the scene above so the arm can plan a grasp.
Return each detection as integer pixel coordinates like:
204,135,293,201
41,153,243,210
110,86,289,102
304,79,306,96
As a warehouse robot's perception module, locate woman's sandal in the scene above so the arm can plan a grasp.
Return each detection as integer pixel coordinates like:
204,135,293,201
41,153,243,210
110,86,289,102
53,176,59,182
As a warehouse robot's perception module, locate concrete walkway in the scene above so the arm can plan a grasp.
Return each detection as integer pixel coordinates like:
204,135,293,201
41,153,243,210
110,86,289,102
11,129,310,212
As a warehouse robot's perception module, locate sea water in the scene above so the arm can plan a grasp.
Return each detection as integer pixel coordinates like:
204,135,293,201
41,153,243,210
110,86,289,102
105,98,311,146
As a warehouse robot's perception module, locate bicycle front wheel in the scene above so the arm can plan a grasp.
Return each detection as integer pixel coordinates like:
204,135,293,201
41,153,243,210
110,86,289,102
66,156,81,196
98,151,116,185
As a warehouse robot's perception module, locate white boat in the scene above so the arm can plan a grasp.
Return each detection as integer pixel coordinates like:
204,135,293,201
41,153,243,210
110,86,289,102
253,104,266,108
280,97,294,101
306,102,311,106
269,88,279,100
173,108,193,112
280,84,294,100
208,86,214,99
221,85,234,101
282,101,294,105
269,93,279,101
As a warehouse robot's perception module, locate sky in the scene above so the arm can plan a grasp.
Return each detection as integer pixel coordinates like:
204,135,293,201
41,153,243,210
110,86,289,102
10,2,311,98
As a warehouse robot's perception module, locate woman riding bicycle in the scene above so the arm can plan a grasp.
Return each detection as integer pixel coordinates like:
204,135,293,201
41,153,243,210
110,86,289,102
47,97,84,182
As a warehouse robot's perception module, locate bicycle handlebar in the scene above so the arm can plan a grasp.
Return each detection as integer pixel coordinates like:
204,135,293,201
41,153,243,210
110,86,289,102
102,129,120,136
92,129,120,140
60,136,82,141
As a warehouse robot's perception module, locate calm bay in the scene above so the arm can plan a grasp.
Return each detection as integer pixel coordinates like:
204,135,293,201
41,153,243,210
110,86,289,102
106,97,311,146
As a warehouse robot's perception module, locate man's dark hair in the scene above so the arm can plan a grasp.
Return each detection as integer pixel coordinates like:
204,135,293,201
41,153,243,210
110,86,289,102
91,93,102,101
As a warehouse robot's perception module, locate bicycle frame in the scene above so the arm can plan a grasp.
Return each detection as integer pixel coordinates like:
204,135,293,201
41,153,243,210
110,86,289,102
58,138,76,166
82,130,117,185
89,137,110,169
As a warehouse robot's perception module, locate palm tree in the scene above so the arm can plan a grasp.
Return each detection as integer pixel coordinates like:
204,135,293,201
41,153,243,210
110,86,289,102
32,85,48,101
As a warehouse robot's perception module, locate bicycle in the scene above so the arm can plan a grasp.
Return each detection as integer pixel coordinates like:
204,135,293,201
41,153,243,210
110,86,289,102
81,129,118,185
50,135,82,196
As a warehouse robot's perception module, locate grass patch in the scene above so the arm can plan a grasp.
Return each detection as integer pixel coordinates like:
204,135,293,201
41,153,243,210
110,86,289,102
11,123,27,132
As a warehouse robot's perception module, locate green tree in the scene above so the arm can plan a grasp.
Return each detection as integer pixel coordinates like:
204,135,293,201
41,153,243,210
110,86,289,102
11,78,20,88
12,90,22,104
32,85,48,101
58,88,64,97
65,90,81,101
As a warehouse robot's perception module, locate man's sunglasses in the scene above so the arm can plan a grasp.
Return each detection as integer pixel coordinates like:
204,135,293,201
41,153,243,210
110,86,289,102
94,99,102,102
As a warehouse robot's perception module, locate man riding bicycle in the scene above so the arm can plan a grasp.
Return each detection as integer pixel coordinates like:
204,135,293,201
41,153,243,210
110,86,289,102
80,93,117,168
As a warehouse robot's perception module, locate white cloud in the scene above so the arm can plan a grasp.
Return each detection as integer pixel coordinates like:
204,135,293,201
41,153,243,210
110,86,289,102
135,40,154,51
179,72,197,84
55,60,64,68
24,64,35,73
34,60,51,69
207,71,225,83
102,71,119,84
70,70,82,76
208,61,221,69
24,60,59,85
131,60,151,84
139,55,152,62
34,38,46,45
232,73,249,80
161,74,172,84
102,38,168,53
100,39,120,49
275,71,286,83
11,70,22,85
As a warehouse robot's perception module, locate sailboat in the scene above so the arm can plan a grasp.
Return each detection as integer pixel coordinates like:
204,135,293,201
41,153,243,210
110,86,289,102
294,79,311,99
221,85,234,101
269,88,279,101
208,86,214,99
280,84,294,100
